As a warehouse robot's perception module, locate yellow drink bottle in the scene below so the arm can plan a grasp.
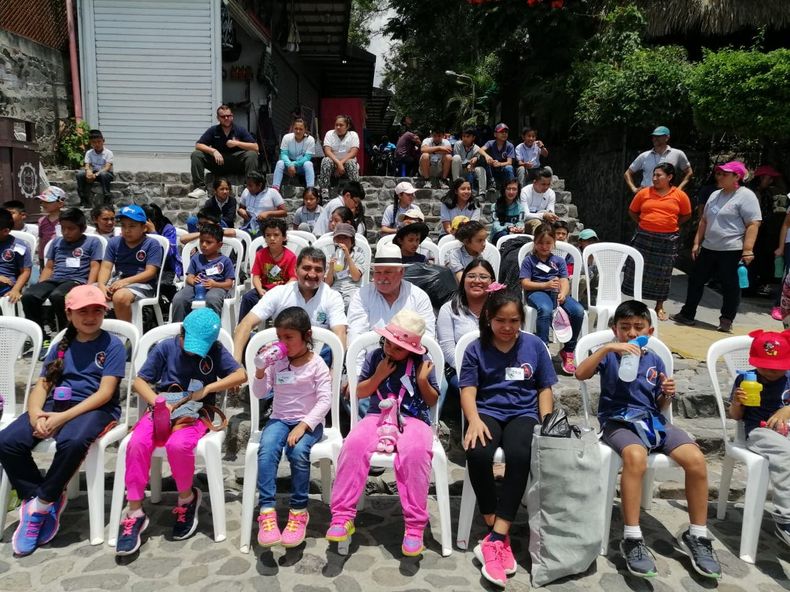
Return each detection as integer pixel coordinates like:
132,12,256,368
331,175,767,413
741,371,763,407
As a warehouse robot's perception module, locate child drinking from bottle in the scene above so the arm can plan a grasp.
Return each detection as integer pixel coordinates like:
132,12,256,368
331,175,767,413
0,285,126,557
323,223,365,308
519,223,584,375
115,308,245,555
458,288,555,587
253,307,332,548
326,309,439,557
575,300,721,580
728,329,790,547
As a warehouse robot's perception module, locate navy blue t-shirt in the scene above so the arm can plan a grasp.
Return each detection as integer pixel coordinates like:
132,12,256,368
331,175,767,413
104,235,163,278
732,370,790,437
459,332,557,421
0,236,33,294
596,350,665,426
47,235,103,282
197,124,255,154
186,253,235,282
137,336,241,407
359,348,439,425
519,253,568,284
40,330,126,419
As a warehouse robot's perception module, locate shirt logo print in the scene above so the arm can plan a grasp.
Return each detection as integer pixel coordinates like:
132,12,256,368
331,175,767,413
645,366,658,386
521,363,534,380
72,247,83,258
95,351,106,369
199,357,214,375
1,249,14,262
136,250,146,262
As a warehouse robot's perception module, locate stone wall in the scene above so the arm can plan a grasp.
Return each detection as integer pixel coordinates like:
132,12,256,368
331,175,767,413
0,29,71,162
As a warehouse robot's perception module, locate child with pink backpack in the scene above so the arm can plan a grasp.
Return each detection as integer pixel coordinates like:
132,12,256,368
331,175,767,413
326,309,439,556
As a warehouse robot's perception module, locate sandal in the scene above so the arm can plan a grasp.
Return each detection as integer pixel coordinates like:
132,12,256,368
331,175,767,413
656,309,668,321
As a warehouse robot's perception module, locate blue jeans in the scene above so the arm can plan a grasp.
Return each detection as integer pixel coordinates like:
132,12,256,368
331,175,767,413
526,291,584,352
272,160,316,188
489,165,515,187
257,419,323,510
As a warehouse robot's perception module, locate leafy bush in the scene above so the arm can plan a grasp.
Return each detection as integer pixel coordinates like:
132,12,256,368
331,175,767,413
58,119,90,168
689,48,790,140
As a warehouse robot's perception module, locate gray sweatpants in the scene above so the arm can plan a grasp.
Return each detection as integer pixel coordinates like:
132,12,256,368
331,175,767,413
747,427,790,522
171,285,228,321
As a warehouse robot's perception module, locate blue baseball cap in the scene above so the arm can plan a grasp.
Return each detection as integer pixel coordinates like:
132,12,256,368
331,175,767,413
116,204,147,223
182,308,221,358
651,126,670,136
579,229,598,241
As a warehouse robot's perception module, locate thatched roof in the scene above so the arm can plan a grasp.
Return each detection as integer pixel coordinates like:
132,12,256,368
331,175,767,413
639,0,790,37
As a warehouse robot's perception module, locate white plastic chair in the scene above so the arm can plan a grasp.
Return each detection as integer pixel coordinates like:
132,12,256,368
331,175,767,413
438,239,500,279
0,318,42,430
314,233,372,287
574,330,677,555
288,230,315,246
177,237,244,334
495,233,532,251
346,331,452,557
127,233,170,335
107,325,234,546
707,335,769,563
238,327,344,553
0,320,139,545
453,330,509,550
517,240,589,339
582,243,658,332
1,231,37,317
437,234,457,248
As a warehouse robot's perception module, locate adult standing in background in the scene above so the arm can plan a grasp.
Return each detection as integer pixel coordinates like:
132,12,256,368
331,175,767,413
625,126,693,194
270,118,315,192
671,161,761,333
189,105,259,199
623,163,692,321
395,128,421,177
319,115,360,196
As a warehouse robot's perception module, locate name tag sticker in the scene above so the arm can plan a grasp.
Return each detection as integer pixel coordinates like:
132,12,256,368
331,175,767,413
336,270,349,280
276,370,295,385
709,205,720,216
505,367,525,381
269,265,281,277
204,265,220,276
13,244,26,255
65,257,80,268
400,374,414,395
536,262,552,273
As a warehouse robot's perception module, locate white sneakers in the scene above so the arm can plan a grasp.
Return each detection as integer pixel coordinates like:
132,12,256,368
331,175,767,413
188,188,208,199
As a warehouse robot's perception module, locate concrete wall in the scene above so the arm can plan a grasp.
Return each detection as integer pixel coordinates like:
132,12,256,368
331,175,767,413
0,29,71,162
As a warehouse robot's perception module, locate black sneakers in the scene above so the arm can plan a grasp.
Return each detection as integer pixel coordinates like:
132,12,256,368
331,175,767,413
676,528,722,579
619,538,657,578
172,487,202,541
670,312,696,326
115,512,149,555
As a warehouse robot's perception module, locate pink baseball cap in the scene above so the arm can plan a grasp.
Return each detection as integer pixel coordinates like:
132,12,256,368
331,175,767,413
65,285,109,311
715,161,748,180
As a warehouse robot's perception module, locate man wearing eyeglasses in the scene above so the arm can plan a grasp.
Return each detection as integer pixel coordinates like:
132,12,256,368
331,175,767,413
189,104,260,199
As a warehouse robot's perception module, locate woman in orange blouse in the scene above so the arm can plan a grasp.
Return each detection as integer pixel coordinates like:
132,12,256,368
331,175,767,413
623,163,692,320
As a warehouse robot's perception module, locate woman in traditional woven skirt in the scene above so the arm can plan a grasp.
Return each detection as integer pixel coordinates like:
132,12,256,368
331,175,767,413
623,163,692,321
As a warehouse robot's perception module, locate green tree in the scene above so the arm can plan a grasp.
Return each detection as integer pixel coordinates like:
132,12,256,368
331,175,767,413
348,0,386,49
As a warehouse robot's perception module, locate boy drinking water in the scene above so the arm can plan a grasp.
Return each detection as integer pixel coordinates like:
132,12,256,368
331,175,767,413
575,300,721,580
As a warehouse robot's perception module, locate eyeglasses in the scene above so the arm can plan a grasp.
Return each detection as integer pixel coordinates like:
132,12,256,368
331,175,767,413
466,274,492,281
219,114,233,119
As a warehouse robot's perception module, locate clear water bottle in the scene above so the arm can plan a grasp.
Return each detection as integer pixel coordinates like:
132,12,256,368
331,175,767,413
193,281,207,308
738,263,749,289
334,246,345,272
618,335,649,382
52,386,72,412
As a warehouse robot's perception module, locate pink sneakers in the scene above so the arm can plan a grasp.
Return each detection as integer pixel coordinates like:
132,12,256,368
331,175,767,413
772,306,783,321
401,528,424,557
281,510,309,548
257,508,281,547
560,350,576,374
479,537,509,587
325,520,355,542
474,533,517,576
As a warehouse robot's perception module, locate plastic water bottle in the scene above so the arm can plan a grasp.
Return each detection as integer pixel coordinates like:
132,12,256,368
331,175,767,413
618,335,649,382
740,371,763,406
152,396,171,447
254,342,288,369
738,263,749,289
193,281,207,308
775,256,785,279
52,386,72,412
334,246,345,273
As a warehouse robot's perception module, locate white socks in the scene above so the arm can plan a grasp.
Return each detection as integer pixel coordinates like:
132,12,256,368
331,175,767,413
623,525,643,540
688,524,708,539
32,497,53,513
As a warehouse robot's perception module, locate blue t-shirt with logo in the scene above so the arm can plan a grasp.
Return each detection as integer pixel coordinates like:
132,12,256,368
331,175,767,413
596,350,665,426
40,330,126,419
359,348,439,425
47,235,103,282
104,235,163,278
519,253,568,284
732,370,790,438
0,236,33,294
459,332,557,421
137,336,241,407
186,253,235,282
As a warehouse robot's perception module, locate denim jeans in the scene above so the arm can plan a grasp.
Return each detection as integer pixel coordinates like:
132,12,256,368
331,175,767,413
526,290,584,352
489,164,515,187
272,160,316,188
257,418,323,510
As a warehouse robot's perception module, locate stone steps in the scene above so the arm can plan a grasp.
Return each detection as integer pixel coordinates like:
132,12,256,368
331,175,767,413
44,168,582,244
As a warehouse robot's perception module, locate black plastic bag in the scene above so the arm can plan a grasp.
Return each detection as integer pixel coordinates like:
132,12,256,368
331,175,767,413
403,263,458,309
498,235,532,293
540,407,580,438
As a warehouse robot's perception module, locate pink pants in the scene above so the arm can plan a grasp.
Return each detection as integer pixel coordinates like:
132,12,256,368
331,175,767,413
330,414,433,529
125,413,208,501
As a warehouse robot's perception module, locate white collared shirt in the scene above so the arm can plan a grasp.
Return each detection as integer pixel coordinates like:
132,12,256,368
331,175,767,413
519,185,556,220
250,281,347,329
347,280,435,344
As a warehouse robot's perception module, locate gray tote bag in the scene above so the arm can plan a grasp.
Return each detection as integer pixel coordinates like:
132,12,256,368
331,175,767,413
527,427,603,587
